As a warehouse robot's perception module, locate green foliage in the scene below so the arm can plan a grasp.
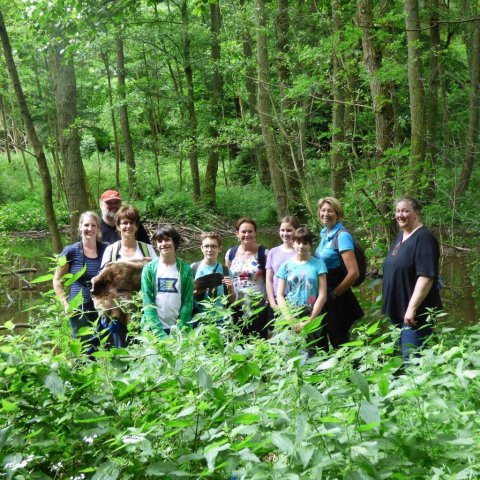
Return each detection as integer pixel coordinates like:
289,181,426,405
1,294,480,478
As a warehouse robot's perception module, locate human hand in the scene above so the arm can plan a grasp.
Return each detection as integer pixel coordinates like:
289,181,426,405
294,321,307,333
222,276,234,292
404,306,417,326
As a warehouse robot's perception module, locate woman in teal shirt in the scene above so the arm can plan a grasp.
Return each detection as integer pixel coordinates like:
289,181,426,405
315,197,363,350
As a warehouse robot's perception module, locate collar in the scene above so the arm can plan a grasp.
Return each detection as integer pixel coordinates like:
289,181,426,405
321,221,344,240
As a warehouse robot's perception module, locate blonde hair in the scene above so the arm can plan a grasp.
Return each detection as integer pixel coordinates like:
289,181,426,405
317,196,344,220
78,211,102,241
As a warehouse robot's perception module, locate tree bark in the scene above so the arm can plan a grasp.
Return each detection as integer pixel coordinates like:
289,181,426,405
240,0,270,185
254,0,289,218
181,0,201,201
0,10,62,252
0,94,12,163
203,0,223,206
101,49,121,192
455,18,480,198
405,0,426,189
116,35,137,198
53,46,91,235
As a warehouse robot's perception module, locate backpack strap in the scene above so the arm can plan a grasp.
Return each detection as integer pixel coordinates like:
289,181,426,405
191,261,201,278
227,245,239,263
138,241,149,257
111,241,121,262
333,228,348,251
257,245,266,270
222,265,229,277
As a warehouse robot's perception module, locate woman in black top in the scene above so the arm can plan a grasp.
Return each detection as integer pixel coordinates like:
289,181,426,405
382,197,442,362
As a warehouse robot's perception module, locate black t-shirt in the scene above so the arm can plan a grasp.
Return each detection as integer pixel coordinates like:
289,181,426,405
100,218,151,245
382,226,442,321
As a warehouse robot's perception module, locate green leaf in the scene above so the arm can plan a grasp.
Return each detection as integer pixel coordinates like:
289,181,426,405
301,384,326,402
31,272,54,283
91,461,121,480
351,370,370,401
197,366,213,389
377,375,389,397
45,372,65,397
271,432,294,454
366,321,380,336
232,413,261,425
70,340,82,356
1,399,17,412
359,401,380,425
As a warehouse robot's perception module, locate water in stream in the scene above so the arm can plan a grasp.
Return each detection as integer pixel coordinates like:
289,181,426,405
1,234,478,327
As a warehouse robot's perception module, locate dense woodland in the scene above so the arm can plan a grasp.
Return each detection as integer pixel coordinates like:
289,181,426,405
0,0,479,252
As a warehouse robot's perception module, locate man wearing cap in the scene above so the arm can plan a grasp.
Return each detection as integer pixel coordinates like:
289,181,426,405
99,190,150,245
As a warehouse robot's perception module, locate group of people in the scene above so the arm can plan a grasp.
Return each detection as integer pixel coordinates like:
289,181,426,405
53,190,443,363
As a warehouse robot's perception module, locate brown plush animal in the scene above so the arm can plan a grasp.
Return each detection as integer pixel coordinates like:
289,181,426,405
90,259,150,325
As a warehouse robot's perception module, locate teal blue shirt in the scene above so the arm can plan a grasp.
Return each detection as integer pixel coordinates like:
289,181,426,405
315,222,354,271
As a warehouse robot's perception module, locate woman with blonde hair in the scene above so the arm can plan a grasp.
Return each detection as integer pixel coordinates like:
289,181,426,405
314,197,363,350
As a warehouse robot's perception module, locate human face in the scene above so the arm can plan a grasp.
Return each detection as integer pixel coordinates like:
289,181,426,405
319,202,339,229
201,238,220,262
80,216,98,241
294,240,311,259
101,199,122,221
395,200,419,232
156,236,175,256
118,218,138,239
236,222,256,245
279,222,295,245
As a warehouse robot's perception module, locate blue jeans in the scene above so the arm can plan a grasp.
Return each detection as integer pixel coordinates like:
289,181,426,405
393,317,433,364
100,317,128,348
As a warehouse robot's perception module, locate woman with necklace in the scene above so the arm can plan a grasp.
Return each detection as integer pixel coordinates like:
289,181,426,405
225,217,269,338
382,197,442,362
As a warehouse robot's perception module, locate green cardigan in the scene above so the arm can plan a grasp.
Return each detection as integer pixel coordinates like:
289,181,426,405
141,257,194,338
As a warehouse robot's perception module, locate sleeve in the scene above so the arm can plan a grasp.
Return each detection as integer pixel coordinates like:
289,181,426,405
315,257,328,276
61,244,74,266
100,244,113,268
415,231,439,277
276,262,288,280
141,261,168,339
178,264,194,330
146,244,158,259
266,247,274,270
337,231,354,252
136,221,151,244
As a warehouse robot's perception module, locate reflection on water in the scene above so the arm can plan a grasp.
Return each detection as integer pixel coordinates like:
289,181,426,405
1,234,478,327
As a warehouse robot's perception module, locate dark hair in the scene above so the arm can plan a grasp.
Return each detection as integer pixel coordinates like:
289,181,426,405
279,215,300,229
115,204,140,227
200,232,222,247
235,217,257,232
152,225,181,249
396,196,422,213
293,227,313,245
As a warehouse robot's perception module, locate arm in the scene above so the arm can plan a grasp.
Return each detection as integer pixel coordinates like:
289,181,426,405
53,263,70,312
100,244,113,269
404,276,435,326
294,274,327,333
141,263,168,339
178,264,194,330
266,268,278,309
221,276,236,303
334,249,359,296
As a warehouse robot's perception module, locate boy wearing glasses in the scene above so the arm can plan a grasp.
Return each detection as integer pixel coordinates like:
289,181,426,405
191,232,235,317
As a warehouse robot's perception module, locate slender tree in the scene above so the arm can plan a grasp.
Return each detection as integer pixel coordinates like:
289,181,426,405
0,10,62,252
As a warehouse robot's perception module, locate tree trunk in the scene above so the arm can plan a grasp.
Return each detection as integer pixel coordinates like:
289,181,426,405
240,0,270,185
254,0,289,218
53,46,91,235
405,0,426,189
181,0,201,201
331,0,348,197
0,10,62,252
116,35,137,198
203,0,223,206
101,49,121,192
455,18,480,198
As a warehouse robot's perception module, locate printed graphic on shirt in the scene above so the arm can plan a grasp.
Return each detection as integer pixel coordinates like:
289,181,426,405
157,278,179,293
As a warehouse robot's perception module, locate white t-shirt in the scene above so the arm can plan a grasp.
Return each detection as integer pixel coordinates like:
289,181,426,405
155,262,182,330
101,241,157,268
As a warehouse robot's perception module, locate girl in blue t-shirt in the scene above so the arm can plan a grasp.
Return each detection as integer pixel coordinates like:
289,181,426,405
276,228,327,336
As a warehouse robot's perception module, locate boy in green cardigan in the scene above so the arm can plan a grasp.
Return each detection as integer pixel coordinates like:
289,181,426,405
141,225,194,338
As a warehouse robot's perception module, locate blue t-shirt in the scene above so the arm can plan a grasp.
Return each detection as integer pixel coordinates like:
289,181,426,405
315,222,354,271
191,261,232,313
276,256,327,308
61,241,107,309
